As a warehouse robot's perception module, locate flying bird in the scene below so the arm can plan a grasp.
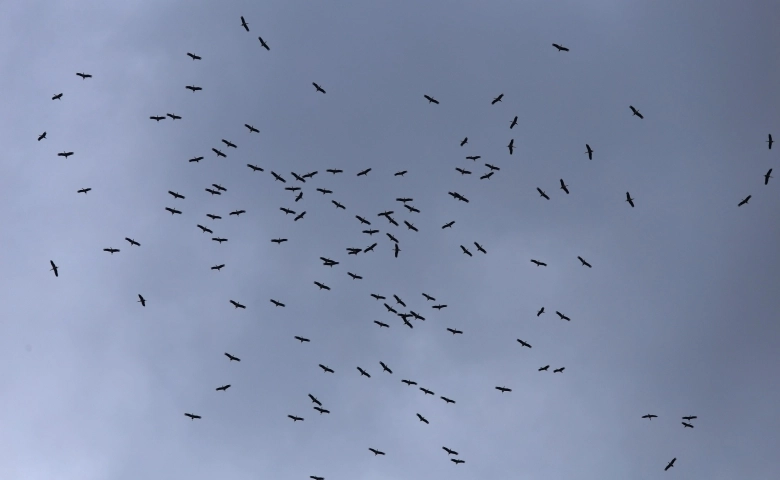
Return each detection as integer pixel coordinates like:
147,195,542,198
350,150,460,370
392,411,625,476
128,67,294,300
374,320,389,328
103,248,119,254
682,416,698,421
539,365,550,371
212,237,228,243
422,293,435,301
424,94,439,104
326,169,342,174
510,116,518,129
738,195,751,206
765,169,773,185
451,459,465,465
295,336,311,343
150,116,165,122
665,458,676,471
258,36,270,50
77,188,91,194
395,170,407,176
460,245,472,257
629,105,644,119
642,414,658,420
319,364,334,373
187,52,201,60
49,260,58,277
369,448,385,456
308,394,321,406
347,272,362,280
507,139,515,155
416,413,429,424
312,82,326,94
211,264,225,271
626,192,635,208
682,422,694,428
474,242,486,254
38,131,46,141
221,139,237,148
357,168,371,176
560,179,570,194
480,172,494,180
460,137,468,147
216,384,231,391
240,16,249,31
442,221,455,229
401,379,417,386
379,362,393,374
205,188,220,195
189,156,203,163
185,85,202,92
517,339,532,348
432,304,447,310
184,413,201,420
585,144,593,160
492,93,504,104
314,281,330,290
212,148,226,157
76,72,92,79
443,447,458,455
577,256,592,268
52,93,63,100
197,225,213,234
537,307,545,316
270,299,285,307
537,187,550,200
137,294,146,307
224,353,240,362
357,367,371,378
446,328,463,335
245,124,259,133
768,134,773,149
166,113,181,120
495,386,512,393
314,407,329,414
288,415,303,422
165,207,182,215
530,259,547,267
552,43,569,51
553,367,565,373
440,396,455,404
58,151,74,158
229,300,245,309
230,210,246,216
271,172,286,183
168,190,185,199
556,311,571,321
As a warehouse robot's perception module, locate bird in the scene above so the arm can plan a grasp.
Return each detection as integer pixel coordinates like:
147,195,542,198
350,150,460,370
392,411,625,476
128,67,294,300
765,169,773,185
558,179,570,194
185,85,202,92
642,414,658,420
537,307,545,316
460,245,473,257
211,264,225,271
480,172,494,180
287,415,304,422
665,458,676,471
221,139,237,148
216,384,231,391
312,82,326,94
738,195,751,207
137,294,146,307
240,16,249,31
245,124,259,133
531,259,547,267
460,137,468,147
212,184,226,192
466,155,481,161
394,243,401,258
682,416,698,421
187,52,201,60
401,379,417,386
308,394,322,406
184,413,201,420
456,167,471,175
347,272,362,280
310,477,324,480
416,413,429,424
314,407,330,414
77,188,91,194
556,311,571,321
585,144,593,160
492,93,504,104
224,353,240,362
52,93,63,100
495,386,512,393
451,459,465,465
432,304,447,310
626,192,635,208
168,191,185,199
553,367,565,373
58,151,74,158
150,115,165,122
442,221,455,229
326,169,343,174
319,364,334,373
229,210,246,216
189,156,203,163
270,299,285,307
552,43,569,51
212,237,228,243
374,320,389,328
422,293,436,301
197,225,213,234
510,116,518,129
423,94,439,104
629,105,644,119
446,328,463,335
442,447,458,455
682,422,694,428
507,139,515,155
258,36,270,50
166,113,181,120
369,448,385,456
357,168,371,176
371,294,386,300
212,148,226,157
577,256,592,268
357,367,371,378
103,248,119,254
314,281,330,290
205,188,220,195
441,396,455,404
37,131,46,141
49,260,58,277
165,207,182,215
517,339,532,348
271,172,286,182
76,72,92,79
395,170,407,176
538,365,550,371
420,387,434,396
295,336,310,343
537,187,550,200
768,134,774,149
229,300,245,309
474,242,486,254
293,211,307,221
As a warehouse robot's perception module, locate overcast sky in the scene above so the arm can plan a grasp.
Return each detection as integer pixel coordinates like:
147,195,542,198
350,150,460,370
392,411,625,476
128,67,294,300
1,1,779,479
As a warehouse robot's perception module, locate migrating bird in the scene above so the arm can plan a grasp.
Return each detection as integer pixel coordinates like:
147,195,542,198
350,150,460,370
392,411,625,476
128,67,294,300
539,365,550,371
240,16,249,31
295,336,310,343
319,364,334,373
552,43,569,51
629,105,644,119
517,339,532,348
270,299,285,307
166,113,181,120
369,448,385,456
768,134,773,149
441,396,455,404
422,293,436,301
531,259,547,267
451,459,465,465
205,188,220,195
456,167,471,175
211,264,225,271
446,328,463,335
556,311,571,321
271,172,286,182
553,367,565,373
212,184,226,192
308,394,322,406
312,82,326,94
52,93,63,100
326,169,343,174
294,211,306,221
474,242,486,254
495,386,512,393
460,245,472,257
187,52,201,60
537,307,545,316
370,294,386,301
245,124,259,133
682,416,697,421
103,248,119,254
229,300,246,309
357,168,371,176
184,413,201,420
216,385,231,391
185,85,202,92
212,237,228,243
537,187,550,200
626,192,635,208
416,413,429,424
197,225,213,234
76,72,92,79
123,237,139,246
258,36,270,50
466,155,481,161
168,190,185,199
510,116,518,129
665,458,676,471
738,195,751,207
480,172,494,180
165,207,182,215
585,144,593,160
222,139,237,148
347,272,362,280
492,93,504,104
432,304,447,310
374,320,389,328
212,148,226,157
247,163,264,172
314,281,330,290
230,210,246,216
38,131,46,141
137,294,146,307
314,407,330,414
287,415,303,422
443,447,458,455
58,151,74,158
77,188,91,194
401,379,417,386
508,139,515,155
423,94,439,104
395,170,407,176
150,115,165,122
333,201,346,210
460,137,468,147
765,168,773,185
189,156,203,163
577,256,592,268
642,414,658,420
49,260,58,277
560,179,570,194
442,221,455,229
682,422,694,428
357,367,371,378
224,353,240,362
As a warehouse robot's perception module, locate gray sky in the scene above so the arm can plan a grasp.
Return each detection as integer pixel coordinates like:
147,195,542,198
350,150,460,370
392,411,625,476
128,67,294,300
1,0,779,478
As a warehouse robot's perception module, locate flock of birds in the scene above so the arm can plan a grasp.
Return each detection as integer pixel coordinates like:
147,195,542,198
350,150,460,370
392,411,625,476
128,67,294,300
38,14,777,478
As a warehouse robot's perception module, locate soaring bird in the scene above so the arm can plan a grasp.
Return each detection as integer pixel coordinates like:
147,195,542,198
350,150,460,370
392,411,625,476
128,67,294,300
577,256,592,268
212,148,226,157
451,459,465,465
222,139,237,148
442,221,455,229
538,365,550,371
530,259,547,267
77,188,91,194
556,311,571,321
245,124,259,133
150,116,165,122
314,281,330,290
224,353,240,362
49,260,59,277
517,339,532,348
585,144,593,160
52,93,63,100
229,300,245,309
560,179,570,194
137,294,146,307
216,384,231,391
441,396,455,404
765,169,773,185
682,422,694,428
314,407,330,414
510,116,518,129
495,386,512,393
197,225,213,234
211,264,225,271
187,52,201,60
288,415,303,422
768,134,774,149
460,137,468,147
357,168,372,176
626,192,635,208
443,447,458,455
312,82,326,94
189,156,203,163
552,43,569,51
185,85,202,92
447,328,463,335
76,72,92,79
270,299,285,307
295,336,310,343
357,367,371,378
665,458,676,471
416,413,429,424
537,187,550,200
553,367,565,373
642,414,658,420
474,242,486,254
369,448,385,456
507,139,515,155
38,131,46,141
423,94,439,104
401,379,417,386
308,394,322,406
537,307,545,316
258,37,270,50
165,207,182,215
738,195,751,207
184,413,201,420
319,364,334,373
58,151,74,158
103,248,119,254
492,93,504,104
460,245,472,257
395,170,407,176
168,190,185,199
682,416,698,421
166,113,181,120
629,105,644,119
240,16,249,31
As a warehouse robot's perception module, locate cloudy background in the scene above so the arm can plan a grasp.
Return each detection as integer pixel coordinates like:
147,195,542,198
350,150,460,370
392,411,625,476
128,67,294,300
1,0,779,479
